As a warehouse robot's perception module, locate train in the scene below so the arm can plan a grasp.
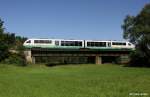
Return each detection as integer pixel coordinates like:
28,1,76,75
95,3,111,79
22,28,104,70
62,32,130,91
23,38,135,50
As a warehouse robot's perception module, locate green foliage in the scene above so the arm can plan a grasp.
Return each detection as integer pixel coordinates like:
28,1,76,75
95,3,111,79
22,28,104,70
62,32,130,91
0,19,4,34
0,19,10,61
0,18,27,65
2,54,27,66
12,36,27,51
0,64,149,97
129,50,150,67
122,4,150,44
0,42,9,61
122,4,150,66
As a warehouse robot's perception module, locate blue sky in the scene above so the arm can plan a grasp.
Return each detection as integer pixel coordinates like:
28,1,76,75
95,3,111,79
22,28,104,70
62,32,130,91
0,0,149,40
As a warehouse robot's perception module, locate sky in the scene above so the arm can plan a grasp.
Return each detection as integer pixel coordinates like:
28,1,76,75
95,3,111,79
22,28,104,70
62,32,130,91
0,0,149,40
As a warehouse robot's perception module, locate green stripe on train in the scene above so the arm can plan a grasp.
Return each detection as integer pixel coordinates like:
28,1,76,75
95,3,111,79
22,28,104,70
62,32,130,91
24,45,82,49
24,45,133,51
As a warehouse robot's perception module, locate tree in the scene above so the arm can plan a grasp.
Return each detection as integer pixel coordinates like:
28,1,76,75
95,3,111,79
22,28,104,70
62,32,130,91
122,4,150,66
0,19,9,61
0,18,17,61
0,18,27,66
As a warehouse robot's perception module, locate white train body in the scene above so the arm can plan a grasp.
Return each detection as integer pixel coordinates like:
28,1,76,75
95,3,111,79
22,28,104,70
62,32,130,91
23,38,135,50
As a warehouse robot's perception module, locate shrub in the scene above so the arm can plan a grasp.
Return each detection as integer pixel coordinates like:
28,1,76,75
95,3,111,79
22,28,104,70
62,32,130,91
2,54,27,66
45,62,63,67
129,50,150,67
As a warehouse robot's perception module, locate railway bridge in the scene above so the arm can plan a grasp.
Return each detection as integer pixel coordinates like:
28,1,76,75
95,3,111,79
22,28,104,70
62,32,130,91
24,48,132,64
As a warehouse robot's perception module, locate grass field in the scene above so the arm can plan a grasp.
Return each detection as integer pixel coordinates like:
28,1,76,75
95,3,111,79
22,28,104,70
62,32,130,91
0,64,150,97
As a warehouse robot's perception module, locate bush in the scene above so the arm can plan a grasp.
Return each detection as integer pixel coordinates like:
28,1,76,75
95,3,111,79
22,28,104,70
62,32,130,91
129,50,150,67
45,62,63,67
2,54,27,66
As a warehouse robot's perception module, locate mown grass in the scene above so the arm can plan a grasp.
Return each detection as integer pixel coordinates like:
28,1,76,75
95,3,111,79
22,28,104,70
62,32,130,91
0,64,149,97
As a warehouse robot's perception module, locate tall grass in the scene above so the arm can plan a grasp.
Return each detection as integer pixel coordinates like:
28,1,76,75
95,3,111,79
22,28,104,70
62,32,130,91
0,64,149,97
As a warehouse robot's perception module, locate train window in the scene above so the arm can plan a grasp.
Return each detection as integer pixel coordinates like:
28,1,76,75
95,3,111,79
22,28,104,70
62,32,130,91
75,41,79,46
55,41,59,46
91,42,94,46
87,42,92,46
34,40,52,44
128,43,131,46
61,41,64,46
87,42,91,46
112,42,126,45
69,41,75,46
101,42,106,47
45,40,52,43
79,42,82,46
108,42,111,47
87,42,106,47
65,41,70,46
61,41,82,46
26,40,31,43
95,42,99,46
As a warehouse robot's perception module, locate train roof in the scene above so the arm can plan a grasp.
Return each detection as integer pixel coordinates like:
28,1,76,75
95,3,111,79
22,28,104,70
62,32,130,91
27,38,84,41
26,38,129,42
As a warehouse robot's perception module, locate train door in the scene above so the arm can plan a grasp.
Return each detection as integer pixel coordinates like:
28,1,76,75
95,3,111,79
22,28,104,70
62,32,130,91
55,40,59,46
108,42,111,47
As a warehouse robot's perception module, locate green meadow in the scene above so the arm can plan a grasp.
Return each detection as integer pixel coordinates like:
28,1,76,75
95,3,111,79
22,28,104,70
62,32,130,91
0,64,149,97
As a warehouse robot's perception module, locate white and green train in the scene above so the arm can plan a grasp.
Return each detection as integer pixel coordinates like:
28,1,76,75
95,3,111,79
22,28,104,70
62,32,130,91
23,38,135,50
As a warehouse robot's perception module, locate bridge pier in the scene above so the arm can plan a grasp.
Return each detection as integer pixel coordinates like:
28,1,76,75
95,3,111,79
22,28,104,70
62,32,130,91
24,49,33,63
95,55,102,64
32,56,35,64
